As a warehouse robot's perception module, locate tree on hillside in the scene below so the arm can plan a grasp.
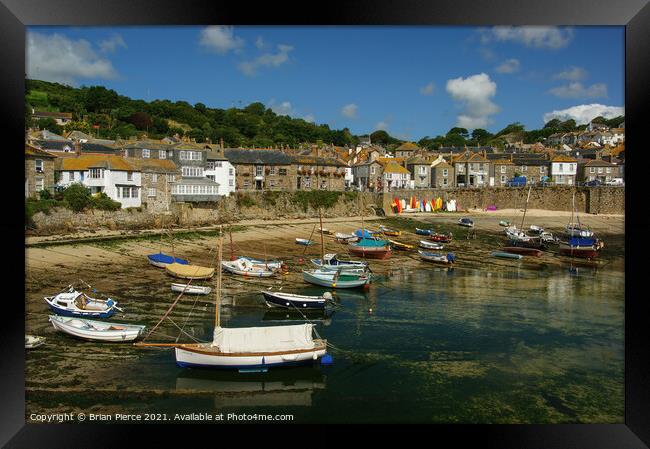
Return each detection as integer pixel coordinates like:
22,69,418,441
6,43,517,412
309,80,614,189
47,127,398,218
495,122,525,136
128,112,153,130
471,128,493,143
543,119,562,129
36,117,63,135
447,127,469,139
84,86,119,112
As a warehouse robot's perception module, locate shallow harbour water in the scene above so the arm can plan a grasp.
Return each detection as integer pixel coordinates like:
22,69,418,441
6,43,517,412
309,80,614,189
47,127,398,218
26,253,624,424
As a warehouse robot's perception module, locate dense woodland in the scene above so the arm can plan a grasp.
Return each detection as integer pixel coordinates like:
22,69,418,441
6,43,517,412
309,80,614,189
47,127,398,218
26,79,624,151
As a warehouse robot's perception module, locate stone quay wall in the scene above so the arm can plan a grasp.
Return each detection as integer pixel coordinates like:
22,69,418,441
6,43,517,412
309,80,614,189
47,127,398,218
380,186,625,215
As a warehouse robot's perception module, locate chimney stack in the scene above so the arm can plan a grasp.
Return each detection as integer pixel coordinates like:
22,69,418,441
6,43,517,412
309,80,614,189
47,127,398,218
220,137,225,149
74,141,82,156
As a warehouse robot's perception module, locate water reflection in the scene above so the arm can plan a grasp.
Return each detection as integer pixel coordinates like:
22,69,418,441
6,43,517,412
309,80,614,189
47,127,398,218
175,368,326,408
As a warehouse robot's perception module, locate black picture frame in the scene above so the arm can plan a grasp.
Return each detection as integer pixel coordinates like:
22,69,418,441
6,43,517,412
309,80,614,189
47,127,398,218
3,0,649,446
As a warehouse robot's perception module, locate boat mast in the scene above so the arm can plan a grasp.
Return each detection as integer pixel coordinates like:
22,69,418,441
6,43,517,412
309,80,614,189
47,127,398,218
229,225,234,261
520,184,532,231
215,229,223,329
319,207,325,262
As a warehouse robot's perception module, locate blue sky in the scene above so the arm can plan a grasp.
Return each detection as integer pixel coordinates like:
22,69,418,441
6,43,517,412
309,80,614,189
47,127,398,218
27,26,624,140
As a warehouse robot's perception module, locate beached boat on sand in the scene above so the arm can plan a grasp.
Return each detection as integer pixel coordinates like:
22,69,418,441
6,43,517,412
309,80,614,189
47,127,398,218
221,259,278,278
415,228,433,236
171,283,212,295
418,251,455,265
147,252,189,268
49,315,146,342
378,225,401,236
502,246,543,257
334,232,359,243
295,238,314,246
429,232,453,243
310,253,368,271
458,218,474,228
44,286,122,318
166,263,215,280
419,240,444,250
348,239,392,259
25,335,46,349
491,251,523,260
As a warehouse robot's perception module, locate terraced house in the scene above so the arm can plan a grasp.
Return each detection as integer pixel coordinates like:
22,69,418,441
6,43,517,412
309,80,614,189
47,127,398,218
550,155,578,185
510,154,551,184
577,159,623,184
125,158,180,212
225,149,294,191
378,159,411,190
25,144,56,198
55,154,142,208
292,155,347,191
406,155,431,188
489,157,515,186
452,151,491,187
430,156,454,188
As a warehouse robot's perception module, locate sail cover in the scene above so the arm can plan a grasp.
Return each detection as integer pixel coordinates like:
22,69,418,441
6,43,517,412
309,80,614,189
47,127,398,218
212,324,316,353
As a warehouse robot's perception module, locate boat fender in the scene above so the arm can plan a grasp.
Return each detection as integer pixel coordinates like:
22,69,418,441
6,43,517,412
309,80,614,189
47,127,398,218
323,292,333,300
321,354,333,366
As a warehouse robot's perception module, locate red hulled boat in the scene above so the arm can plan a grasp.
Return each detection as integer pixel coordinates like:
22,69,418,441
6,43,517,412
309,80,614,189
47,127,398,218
502,246,543,257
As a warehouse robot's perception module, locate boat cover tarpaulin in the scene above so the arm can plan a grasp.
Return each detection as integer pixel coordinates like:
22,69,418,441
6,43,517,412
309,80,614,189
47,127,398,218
148,253,189,265
166,263,215,279
568,237,596,246
212,324,315,353
354,229,373,238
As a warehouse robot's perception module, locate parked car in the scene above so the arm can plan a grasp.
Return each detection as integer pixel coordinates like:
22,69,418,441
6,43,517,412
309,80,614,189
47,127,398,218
583,180,603,187
605,179,624,186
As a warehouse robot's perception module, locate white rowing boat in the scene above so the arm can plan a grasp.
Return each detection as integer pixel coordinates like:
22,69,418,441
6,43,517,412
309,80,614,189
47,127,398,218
171,283,212,295
49,315,146,342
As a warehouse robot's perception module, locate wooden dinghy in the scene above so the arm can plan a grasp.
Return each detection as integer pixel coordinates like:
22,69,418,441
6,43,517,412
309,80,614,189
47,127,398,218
379,225,401,236
415,227,433,236
429,232,453,243
166,263,215,280
25,335,46,349
147,252,189,268
502,246,543,257
491,251,523,260
387,239,414,250
418,251,456,265
295,238,314,246
302,269,371,289
261,290,330,309
49,315,146,342
499,220,512,227
419,240,444,250
334,232,359,243
221,259,278,278
171,283,212,295
44,286,122,319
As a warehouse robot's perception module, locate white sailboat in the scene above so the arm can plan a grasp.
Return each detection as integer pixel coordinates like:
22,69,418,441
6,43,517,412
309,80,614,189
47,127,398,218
136,231,328,372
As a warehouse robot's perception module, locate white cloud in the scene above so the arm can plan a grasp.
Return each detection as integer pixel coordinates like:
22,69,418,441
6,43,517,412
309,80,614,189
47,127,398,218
27,32,119,85
543,104,624,125
419,82,435,96
303,114,315,123
255,36,266,49
446,73,499,129
375,121,389,130
238,44,293,76
553,66,588,81
548,82,607,99
480,26,574,49
199,26,244,54
495,58,520,74
341,103,358,119
269,100,294,116
99,34,127,53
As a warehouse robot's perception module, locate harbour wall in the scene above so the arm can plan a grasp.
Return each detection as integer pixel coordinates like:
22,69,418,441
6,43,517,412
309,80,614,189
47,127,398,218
380,186,625,216
28,191,383,235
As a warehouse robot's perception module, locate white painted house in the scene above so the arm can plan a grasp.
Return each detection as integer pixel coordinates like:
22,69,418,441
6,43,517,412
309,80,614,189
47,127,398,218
55,155,142,208
205,150,236,196
550,156,577,185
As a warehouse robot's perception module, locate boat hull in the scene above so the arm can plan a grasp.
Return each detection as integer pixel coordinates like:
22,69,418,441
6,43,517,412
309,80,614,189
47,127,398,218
502,246,543,257
348,246,392,259
491,251,523,260
171,283,212,295
49,316,145,342
221,263,277,278
262,292,326,309
559,244,599,259
302,271,370,288
175,342,327,370
415,228,432,236
419,240,443,250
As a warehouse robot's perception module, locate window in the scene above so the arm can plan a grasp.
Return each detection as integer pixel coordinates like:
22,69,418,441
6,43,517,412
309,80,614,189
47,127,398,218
597,167,603,174
148,188,156,197
143,149,151,158
559,163,564,172
119,186,138,198
35,177,44,191
371,166,376,175
229,179,234,186
279,168,287,176
500,175,506,183
269,167,276,175
590,167,595,173
540,166,544,174
419,166,426,174
124,149,129,157
215,161,222,168
182,166,204,177
256,166,263,176
443,169,448,177
89,168,103,179
470,163,476,171
304,177,311,188
207,175,215,181
180,151,202,161
35,159,43,173
159,150,166,159
606,167,612,173
521,165,527,172
443,178,448,186
166,174,175,182
500,166,506,174
458,165,464,173
229,168,234,176
127,172,133,181
152,173,158,183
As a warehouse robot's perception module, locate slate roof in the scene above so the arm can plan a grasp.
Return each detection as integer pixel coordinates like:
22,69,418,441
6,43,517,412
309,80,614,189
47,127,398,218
224,148,293,165
25,144,56,159
291,155,346,167
33,139,75,152
382,161,410,174
551,155,578,163
125,157,179,173
57,155,137,171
